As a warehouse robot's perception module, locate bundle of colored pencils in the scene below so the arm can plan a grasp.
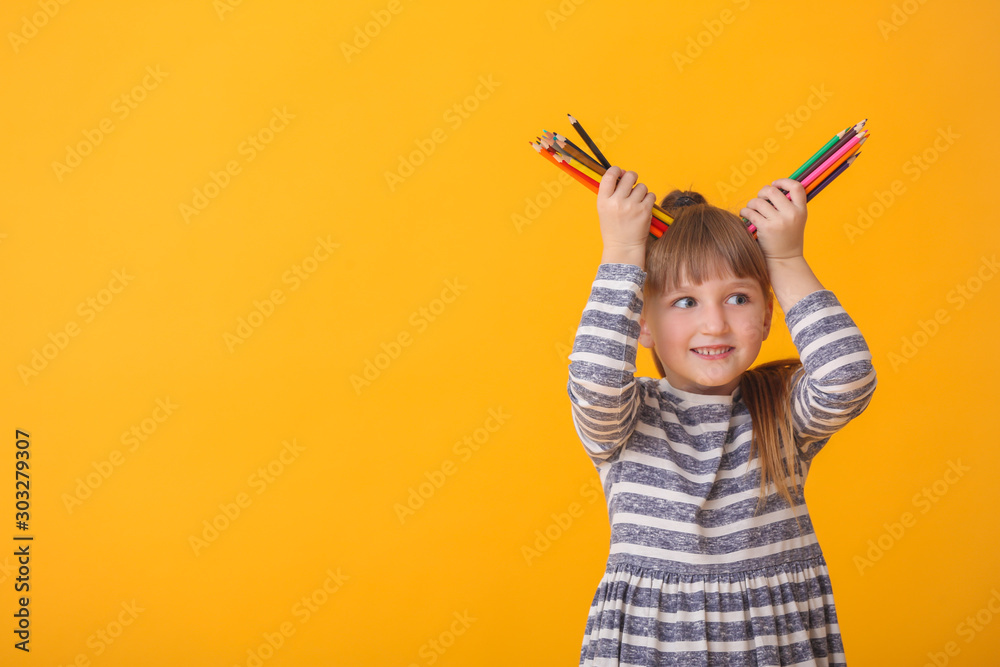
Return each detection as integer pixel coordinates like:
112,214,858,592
529,114,869,240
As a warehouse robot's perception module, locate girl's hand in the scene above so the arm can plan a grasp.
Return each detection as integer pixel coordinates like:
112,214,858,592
740,178,808,261
596,166,656,253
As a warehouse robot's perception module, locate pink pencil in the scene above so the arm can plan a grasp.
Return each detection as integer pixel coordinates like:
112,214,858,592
799,131,869,189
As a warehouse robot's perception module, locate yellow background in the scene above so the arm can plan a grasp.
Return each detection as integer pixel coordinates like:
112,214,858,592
2,0,998,665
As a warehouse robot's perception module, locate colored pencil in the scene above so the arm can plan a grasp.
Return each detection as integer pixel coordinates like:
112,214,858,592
790,131,843,181
791,119,865,181
539,136,581,169
552,150,603,183
568,114,611,169
550,134,606,174
530,117,869,241
553,132,591,160
542,141,673,226
804,137,865,194
552,149,671,230
800,132,867,189
797,121,866,185
532,141,599,193
807,153,858,202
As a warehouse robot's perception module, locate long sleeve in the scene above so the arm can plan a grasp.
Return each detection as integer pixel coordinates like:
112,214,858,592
566,263,648,465
784,288,878,466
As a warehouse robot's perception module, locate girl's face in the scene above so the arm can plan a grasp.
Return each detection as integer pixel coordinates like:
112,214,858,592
639,268,773,396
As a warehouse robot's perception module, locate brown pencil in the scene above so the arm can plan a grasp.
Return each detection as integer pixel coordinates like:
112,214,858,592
553,136,606,174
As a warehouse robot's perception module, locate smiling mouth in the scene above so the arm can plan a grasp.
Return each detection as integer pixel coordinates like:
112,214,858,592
691,346,734,358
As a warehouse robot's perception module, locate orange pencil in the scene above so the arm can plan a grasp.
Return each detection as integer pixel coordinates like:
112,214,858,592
532,142,599,193
532,143,669,235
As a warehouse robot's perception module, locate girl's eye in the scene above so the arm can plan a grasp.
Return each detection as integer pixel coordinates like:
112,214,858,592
672,294,750,308
673,297,696,308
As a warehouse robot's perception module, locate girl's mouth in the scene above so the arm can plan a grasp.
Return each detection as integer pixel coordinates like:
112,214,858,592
691,346,734,359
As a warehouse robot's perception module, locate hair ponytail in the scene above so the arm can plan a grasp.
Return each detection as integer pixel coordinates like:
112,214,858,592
739,359,806,536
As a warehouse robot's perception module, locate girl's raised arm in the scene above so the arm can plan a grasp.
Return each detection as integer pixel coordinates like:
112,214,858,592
742,178,877,466
567,168,656,466
783,289,878,467
566,262,648,466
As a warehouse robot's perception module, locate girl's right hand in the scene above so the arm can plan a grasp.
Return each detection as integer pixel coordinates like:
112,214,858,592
597,166,656,254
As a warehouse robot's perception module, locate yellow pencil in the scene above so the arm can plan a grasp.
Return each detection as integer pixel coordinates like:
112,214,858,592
557,153,602,182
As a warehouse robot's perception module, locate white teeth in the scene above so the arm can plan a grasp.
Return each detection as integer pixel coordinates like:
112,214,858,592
694,347,732,356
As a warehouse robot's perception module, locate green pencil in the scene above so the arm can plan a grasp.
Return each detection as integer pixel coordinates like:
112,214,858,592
791,129,845,180
791,119,866,180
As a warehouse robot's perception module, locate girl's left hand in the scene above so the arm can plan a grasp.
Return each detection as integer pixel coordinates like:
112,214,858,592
740,178,808,261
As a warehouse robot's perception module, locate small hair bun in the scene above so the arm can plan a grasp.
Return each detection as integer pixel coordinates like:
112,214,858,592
661,189,707,210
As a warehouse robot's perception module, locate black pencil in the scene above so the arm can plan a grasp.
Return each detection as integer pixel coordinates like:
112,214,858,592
568,114,611,169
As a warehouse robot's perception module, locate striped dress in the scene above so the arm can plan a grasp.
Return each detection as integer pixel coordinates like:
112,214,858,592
567,263,877,666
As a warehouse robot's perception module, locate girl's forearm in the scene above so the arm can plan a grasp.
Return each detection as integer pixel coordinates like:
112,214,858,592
766,256,825,313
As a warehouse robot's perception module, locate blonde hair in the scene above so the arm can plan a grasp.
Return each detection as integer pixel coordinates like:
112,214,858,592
644,189,806,534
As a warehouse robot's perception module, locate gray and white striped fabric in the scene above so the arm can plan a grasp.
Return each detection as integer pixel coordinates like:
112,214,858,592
567,263,877,666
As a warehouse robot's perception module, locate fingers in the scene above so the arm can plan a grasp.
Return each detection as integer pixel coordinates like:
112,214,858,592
598,166,623,199
630,181,648,201
773,178,807,207
617,170,639,196
757,180,805,209
740,204,765,224
598,166,646,201
754,186,794,217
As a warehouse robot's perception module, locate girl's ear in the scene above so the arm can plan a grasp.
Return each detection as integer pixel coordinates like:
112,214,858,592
639,307,655,349
762,299,774,340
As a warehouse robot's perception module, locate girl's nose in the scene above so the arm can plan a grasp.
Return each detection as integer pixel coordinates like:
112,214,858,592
700,304,729,333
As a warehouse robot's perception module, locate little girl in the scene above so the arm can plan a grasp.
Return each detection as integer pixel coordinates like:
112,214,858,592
568,167,877,666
